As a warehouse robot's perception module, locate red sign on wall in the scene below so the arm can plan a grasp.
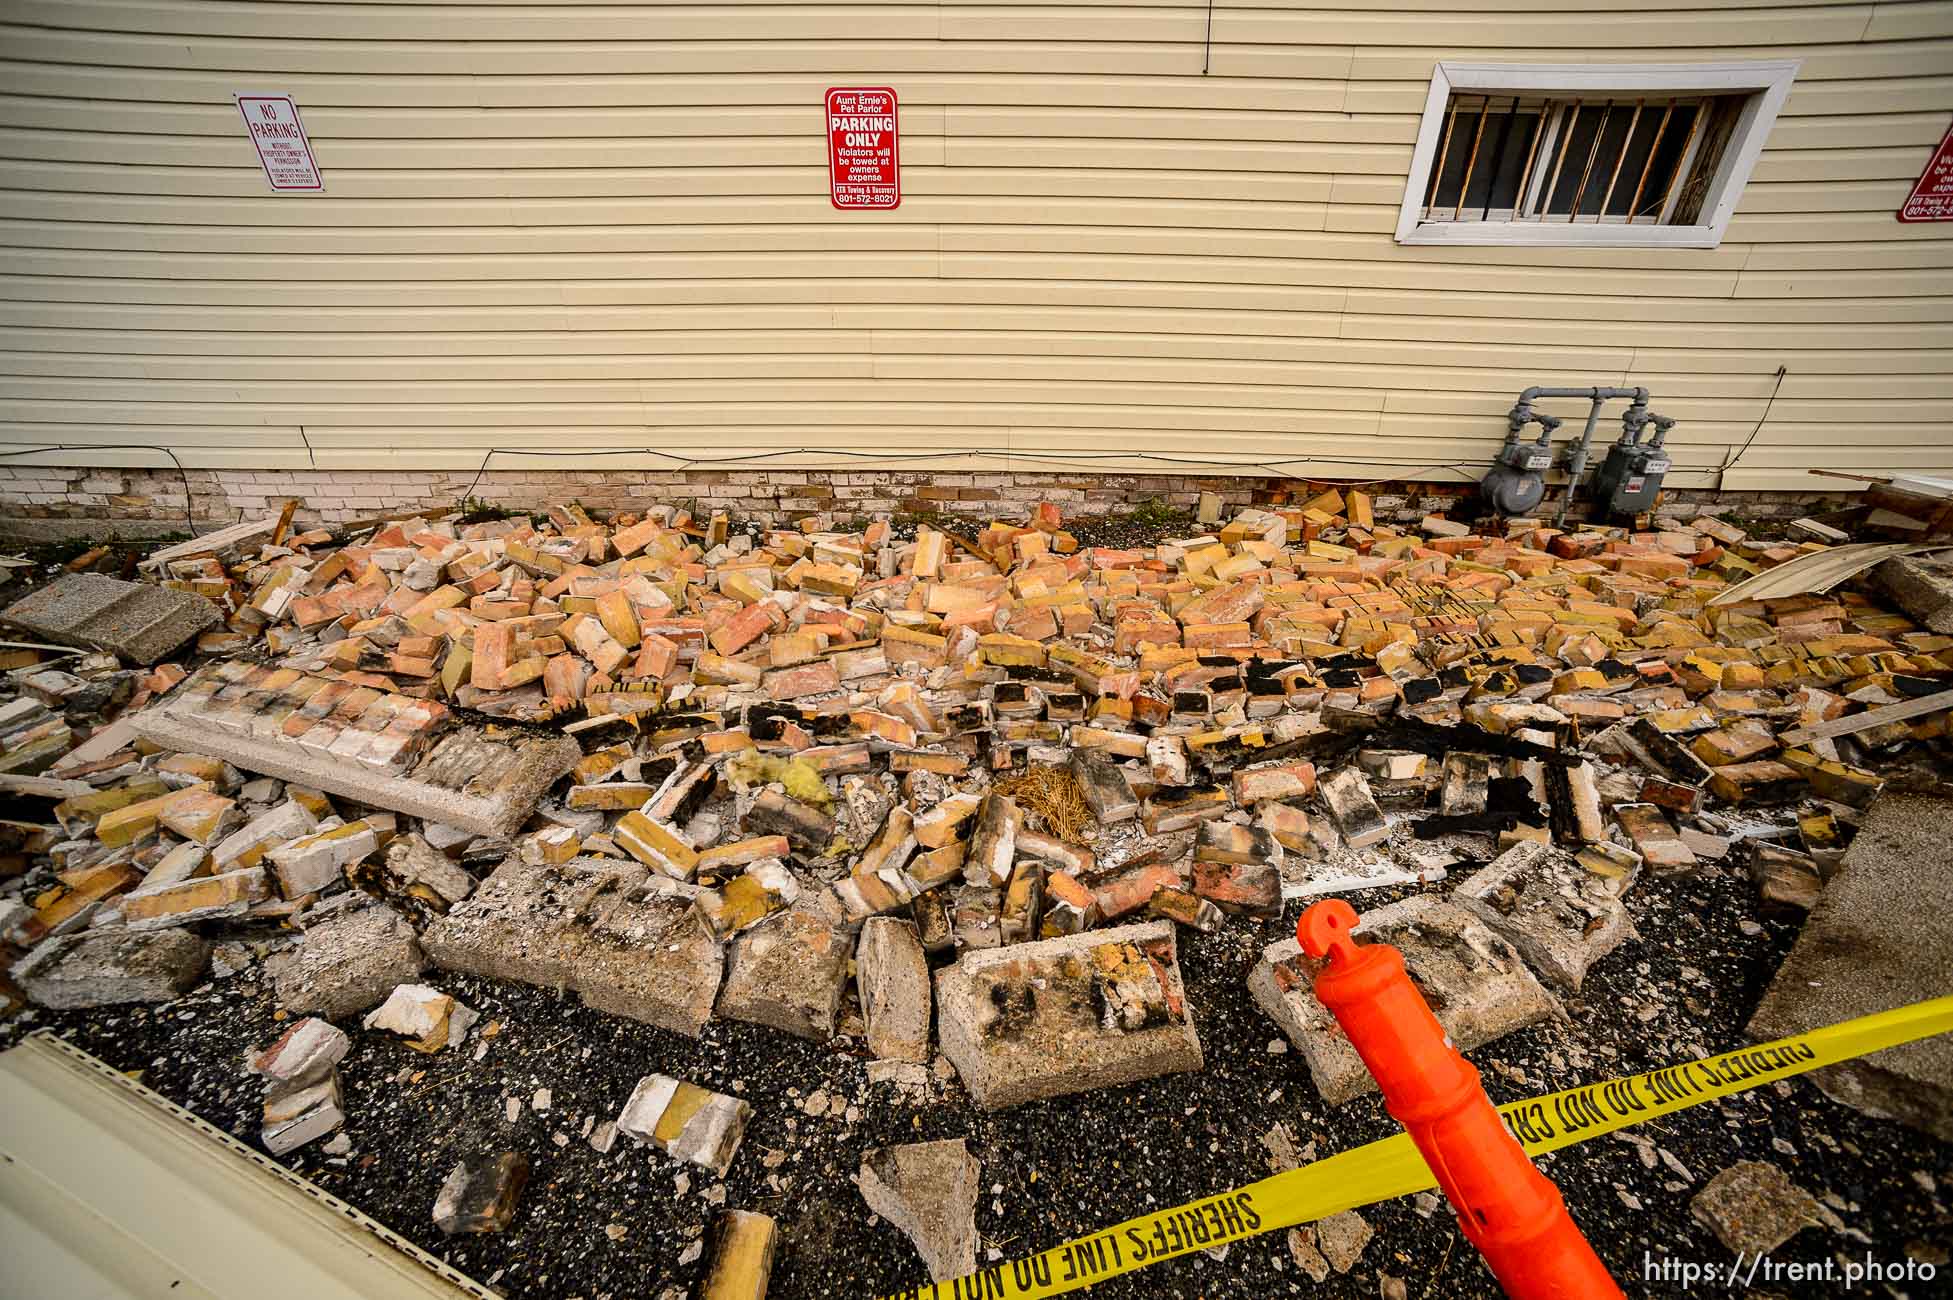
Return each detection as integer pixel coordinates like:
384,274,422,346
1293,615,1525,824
825,87,900,210
1899,120,1953,222
234,93,323,193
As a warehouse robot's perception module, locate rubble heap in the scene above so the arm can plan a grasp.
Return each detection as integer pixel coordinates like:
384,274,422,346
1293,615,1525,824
3,488,1951,1284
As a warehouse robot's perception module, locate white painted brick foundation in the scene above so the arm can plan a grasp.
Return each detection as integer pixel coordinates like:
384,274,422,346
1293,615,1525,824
0,464,1853,541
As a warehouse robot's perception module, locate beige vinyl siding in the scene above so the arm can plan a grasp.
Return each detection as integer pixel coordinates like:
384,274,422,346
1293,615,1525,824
0,1,1950,489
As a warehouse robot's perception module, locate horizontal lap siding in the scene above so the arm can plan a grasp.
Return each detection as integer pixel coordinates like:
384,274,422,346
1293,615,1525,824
1,1,1950,488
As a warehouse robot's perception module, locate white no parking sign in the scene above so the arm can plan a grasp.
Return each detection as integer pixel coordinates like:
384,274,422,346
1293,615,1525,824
235,93,323,192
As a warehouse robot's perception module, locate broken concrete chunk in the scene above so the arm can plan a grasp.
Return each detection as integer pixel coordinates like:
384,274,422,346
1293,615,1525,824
1313,1209,1373,1274
935,920,1202,1109
262,1070,345,1156
858,916,932,1064
0,572,221,665
1452,841,1633,992
423,857,722,1038
363,982,478,1053
250,1017,350,1089
1249,894,1558,1106
16,927,209,1009
858,1138,981,1283
1871,552,1953,634
269,904,425,1020
1690,1161,1819,1257
616,1073,751,1175
716,905,849,1042
434,1151,530,1235
1288,1227,1331,1283
1748,790,1953,1141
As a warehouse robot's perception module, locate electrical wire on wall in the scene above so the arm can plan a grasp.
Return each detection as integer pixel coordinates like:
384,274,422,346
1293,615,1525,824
0,437,1495,526
0,444,198,534
1715,364,1788,497
0,377,1826,520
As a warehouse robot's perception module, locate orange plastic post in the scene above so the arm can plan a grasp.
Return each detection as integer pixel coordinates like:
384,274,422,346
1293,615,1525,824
1298,899,1624,1300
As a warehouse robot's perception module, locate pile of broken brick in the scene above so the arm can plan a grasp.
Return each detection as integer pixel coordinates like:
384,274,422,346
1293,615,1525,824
3,490,1950,1293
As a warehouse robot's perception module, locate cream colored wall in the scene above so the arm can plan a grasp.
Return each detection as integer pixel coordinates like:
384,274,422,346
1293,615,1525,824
1,0,1950,491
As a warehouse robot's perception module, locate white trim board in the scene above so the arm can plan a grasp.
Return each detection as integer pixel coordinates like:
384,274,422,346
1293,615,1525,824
0,1033,495,1300
1395,60,1800,249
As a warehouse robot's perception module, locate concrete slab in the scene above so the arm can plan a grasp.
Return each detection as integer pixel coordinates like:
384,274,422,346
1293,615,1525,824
1248,894,1560,1106
715,905,850,1042
1871,553,1953,634
858,1139,981,1283
422,857,722,1038
1453,840,1635,992
268,904,425,1020
1,573,220,665
935,919,1202,1110
15,927,209,1009
1747,790,1953,1142
133,662,579,836
858,916,931,1064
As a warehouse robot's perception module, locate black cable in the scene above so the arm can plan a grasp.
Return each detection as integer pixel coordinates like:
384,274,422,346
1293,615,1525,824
160,445,195,535
1202,0,1217,74
0,442,196,534
1717,364,1787,494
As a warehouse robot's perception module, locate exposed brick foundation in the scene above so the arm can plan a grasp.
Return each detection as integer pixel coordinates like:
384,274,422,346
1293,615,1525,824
0,465,1855,542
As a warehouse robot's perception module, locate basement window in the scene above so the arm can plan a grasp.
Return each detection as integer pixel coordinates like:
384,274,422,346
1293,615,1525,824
1396,62,1798,249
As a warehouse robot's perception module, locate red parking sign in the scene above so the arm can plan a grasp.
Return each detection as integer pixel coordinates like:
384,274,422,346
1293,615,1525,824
1899,121,1953,222
826,87,900,210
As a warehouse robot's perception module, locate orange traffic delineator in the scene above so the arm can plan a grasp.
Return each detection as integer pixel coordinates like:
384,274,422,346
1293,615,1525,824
1298,898,1625,1300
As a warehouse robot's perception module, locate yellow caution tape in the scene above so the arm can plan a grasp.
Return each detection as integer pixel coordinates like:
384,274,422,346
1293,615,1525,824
879,995,1953,1300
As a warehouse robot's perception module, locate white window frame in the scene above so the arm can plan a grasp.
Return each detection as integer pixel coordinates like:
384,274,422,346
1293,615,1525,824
1395,60,1799,249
